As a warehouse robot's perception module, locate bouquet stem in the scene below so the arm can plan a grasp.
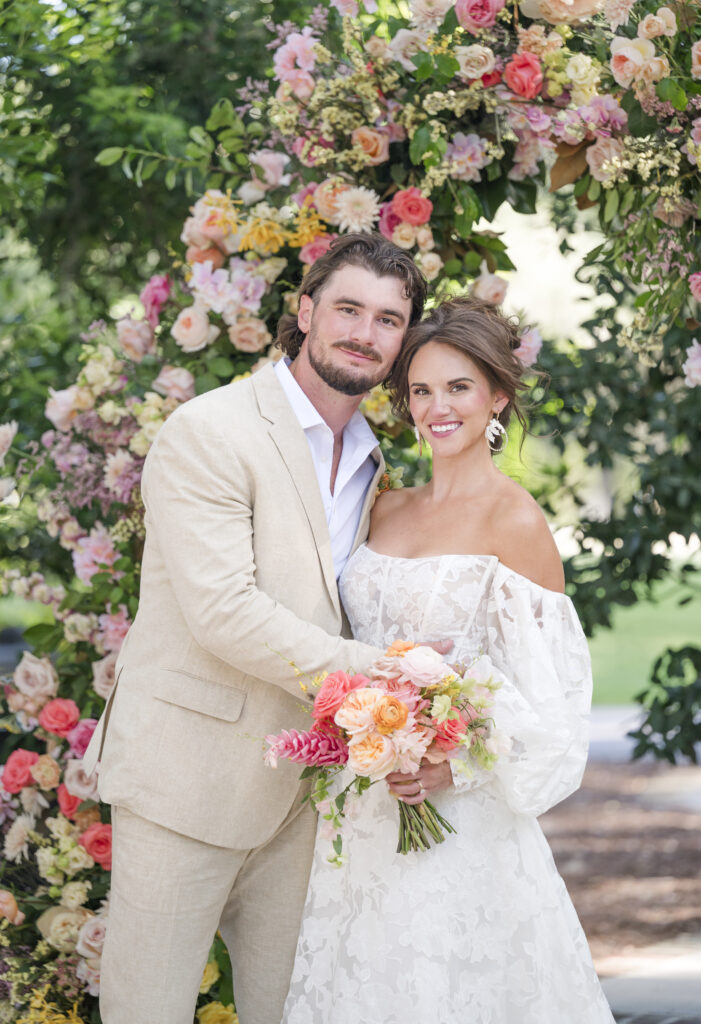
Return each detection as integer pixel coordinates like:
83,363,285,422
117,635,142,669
397,799,455,854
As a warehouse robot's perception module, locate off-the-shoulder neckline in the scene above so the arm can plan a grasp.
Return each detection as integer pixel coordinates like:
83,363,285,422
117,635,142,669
359,544,568,598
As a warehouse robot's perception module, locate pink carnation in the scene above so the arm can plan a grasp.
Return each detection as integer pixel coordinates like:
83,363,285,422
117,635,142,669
139,274,171,329
264,728,349,768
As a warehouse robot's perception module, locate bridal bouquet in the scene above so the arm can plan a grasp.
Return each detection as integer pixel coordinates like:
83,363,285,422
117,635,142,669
265,641,501,861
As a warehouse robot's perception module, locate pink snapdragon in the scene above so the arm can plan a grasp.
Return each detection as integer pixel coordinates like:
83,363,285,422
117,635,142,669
446,132,490,182
264,728,349,768
139,274,171,328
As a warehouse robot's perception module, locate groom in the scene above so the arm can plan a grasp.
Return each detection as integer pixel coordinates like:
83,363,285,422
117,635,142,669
83,233,428,1024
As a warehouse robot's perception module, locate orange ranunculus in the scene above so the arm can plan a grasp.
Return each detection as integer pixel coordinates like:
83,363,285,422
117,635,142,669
385,639,416,657
373,695,409,734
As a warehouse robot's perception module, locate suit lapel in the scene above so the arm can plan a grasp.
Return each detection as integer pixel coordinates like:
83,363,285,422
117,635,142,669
252,366,340,616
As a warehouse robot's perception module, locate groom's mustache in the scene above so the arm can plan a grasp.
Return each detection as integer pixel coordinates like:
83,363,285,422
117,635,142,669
331,341,382,362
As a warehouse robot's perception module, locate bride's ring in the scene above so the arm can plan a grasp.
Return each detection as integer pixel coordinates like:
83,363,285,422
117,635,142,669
417,784,426,797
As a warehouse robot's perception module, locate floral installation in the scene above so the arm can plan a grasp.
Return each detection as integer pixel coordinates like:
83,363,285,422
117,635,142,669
2,0,699,1017
264,641,503,861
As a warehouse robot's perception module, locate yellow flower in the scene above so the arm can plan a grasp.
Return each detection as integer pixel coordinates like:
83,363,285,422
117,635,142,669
288,200,328,248
238,217,288,255
196,1002,238,1024
199,960,221,994
16,988,85,1023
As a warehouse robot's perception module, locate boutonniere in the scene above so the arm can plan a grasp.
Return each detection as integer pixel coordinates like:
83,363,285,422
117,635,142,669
376,465,405,496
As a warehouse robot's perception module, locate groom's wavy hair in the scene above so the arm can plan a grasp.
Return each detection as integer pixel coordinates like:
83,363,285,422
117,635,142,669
389,296,540,456
275,233,427,360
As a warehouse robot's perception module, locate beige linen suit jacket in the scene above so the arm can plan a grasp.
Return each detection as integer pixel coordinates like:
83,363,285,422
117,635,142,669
83,364,384,849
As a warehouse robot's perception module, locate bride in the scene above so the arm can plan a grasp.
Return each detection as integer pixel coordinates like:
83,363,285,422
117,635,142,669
281,296,615,1023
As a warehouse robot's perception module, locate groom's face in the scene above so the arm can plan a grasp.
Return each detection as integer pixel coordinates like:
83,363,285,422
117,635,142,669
297,264,412,396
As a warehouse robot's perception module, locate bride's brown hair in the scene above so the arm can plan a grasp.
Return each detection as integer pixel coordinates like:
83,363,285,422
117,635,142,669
388,296,533,453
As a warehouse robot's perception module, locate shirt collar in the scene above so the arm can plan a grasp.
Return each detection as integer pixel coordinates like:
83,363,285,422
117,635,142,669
274,357,380,459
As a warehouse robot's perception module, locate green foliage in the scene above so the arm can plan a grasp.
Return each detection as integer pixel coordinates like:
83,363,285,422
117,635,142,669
628,647,701,763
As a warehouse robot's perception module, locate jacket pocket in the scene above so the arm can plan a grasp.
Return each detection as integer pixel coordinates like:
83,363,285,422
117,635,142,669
151,669,247,722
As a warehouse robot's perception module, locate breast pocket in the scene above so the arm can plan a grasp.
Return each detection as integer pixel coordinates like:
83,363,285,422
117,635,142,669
151,669,247,722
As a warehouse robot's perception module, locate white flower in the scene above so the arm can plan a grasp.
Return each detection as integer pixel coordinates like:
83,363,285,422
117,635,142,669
76,914,108,960
63,612,98,645
420,252,444,281
0,421,17,465
0,477,16,502
682,339,701,387
60,881,92,910
104,450,135,493
37,846,64,884
409,0,454,30
455,44,495,81
3,813,34,862
388,28,430,72
334,187,381,233
20,787,49,816
64,844,95,876
63,759,99,802
471,260,508,306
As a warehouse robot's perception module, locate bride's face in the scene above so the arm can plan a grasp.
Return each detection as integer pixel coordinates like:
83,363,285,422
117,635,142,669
407,341,506,454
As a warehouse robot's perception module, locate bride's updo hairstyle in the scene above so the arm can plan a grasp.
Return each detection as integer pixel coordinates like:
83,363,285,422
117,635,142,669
388,296,532,453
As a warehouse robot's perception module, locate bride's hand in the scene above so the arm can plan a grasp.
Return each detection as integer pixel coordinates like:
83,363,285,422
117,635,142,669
421,639,453,655
385,761,453,805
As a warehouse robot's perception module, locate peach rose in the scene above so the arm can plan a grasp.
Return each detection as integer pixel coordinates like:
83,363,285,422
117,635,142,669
471,261,508,306
347,731,397,780
313,671,370,721
170,303,220,353
638,6,676,38
227,317,271,354
38,698,81,738
116,317,156,363
610,36,655,87
351,126,390,166
638,55,670,84
186,245,227,269
13,651,58,704
421,252,444,282
313,179,351,224
29,754,61,791
0,890,25,926
391,187,433,226
372,695,409,734
386,640,416,657
335,687,382,737
391,222,417,249
415,226,435,251
503,52,543,99
79,822,112,870
2,748,40,793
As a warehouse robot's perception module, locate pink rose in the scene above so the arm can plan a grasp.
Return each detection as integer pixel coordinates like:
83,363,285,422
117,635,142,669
72,525,119,585
139,274,171,328
39,698,81,737
76,915,107,960
313,671,370,721
91,652,118,700
391,187,433,226
585,136,625,183
378,202,403,241
57,783,81,820
689,273,701,303
503,52,543,99
610,36,654,88
116,317,155,363
97,605,131,654
273,28,316,82
66,719,98,760
376,677,423,713
398,646,451,687
432,714,468,752
1,749,40,794
299,235,335,265
514,327,543,366
152,365,196,403
456,0,505,34
79,823,112,871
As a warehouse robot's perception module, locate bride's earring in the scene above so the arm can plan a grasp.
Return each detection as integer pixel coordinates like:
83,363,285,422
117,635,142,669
485,415,507,452
414,424,424,457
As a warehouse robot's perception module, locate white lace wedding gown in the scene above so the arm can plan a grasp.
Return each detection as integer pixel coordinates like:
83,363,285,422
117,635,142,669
282,545,615,1024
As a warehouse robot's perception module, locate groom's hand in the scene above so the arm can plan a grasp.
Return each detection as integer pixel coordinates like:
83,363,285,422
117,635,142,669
386,761,453,805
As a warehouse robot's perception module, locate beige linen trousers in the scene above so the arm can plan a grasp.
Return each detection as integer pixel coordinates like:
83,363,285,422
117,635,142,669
83,364,385,1024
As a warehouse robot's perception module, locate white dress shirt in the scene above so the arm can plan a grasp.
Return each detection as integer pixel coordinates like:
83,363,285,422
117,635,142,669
274,357,379,578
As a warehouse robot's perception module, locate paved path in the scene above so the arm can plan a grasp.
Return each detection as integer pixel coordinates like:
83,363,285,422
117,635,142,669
586,708,701,1023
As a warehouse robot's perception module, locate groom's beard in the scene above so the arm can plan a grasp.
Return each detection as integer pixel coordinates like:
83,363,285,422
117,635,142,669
307,325,388,397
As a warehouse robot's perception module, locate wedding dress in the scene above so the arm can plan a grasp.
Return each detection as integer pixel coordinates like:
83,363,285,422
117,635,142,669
282,545,615,1024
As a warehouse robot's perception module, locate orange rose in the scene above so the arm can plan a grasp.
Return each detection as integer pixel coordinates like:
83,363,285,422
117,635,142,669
351,126,390,166
372,695,409,734
385,639,416,657
335,688,381,737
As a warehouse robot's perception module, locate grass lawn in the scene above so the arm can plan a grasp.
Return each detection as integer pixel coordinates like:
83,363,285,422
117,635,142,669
588,583,700,705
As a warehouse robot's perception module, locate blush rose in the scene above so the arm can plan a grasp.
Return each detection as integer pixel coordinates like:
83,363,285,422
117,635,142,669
38,698,81,738
79,822,113,870
2,749,40,794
